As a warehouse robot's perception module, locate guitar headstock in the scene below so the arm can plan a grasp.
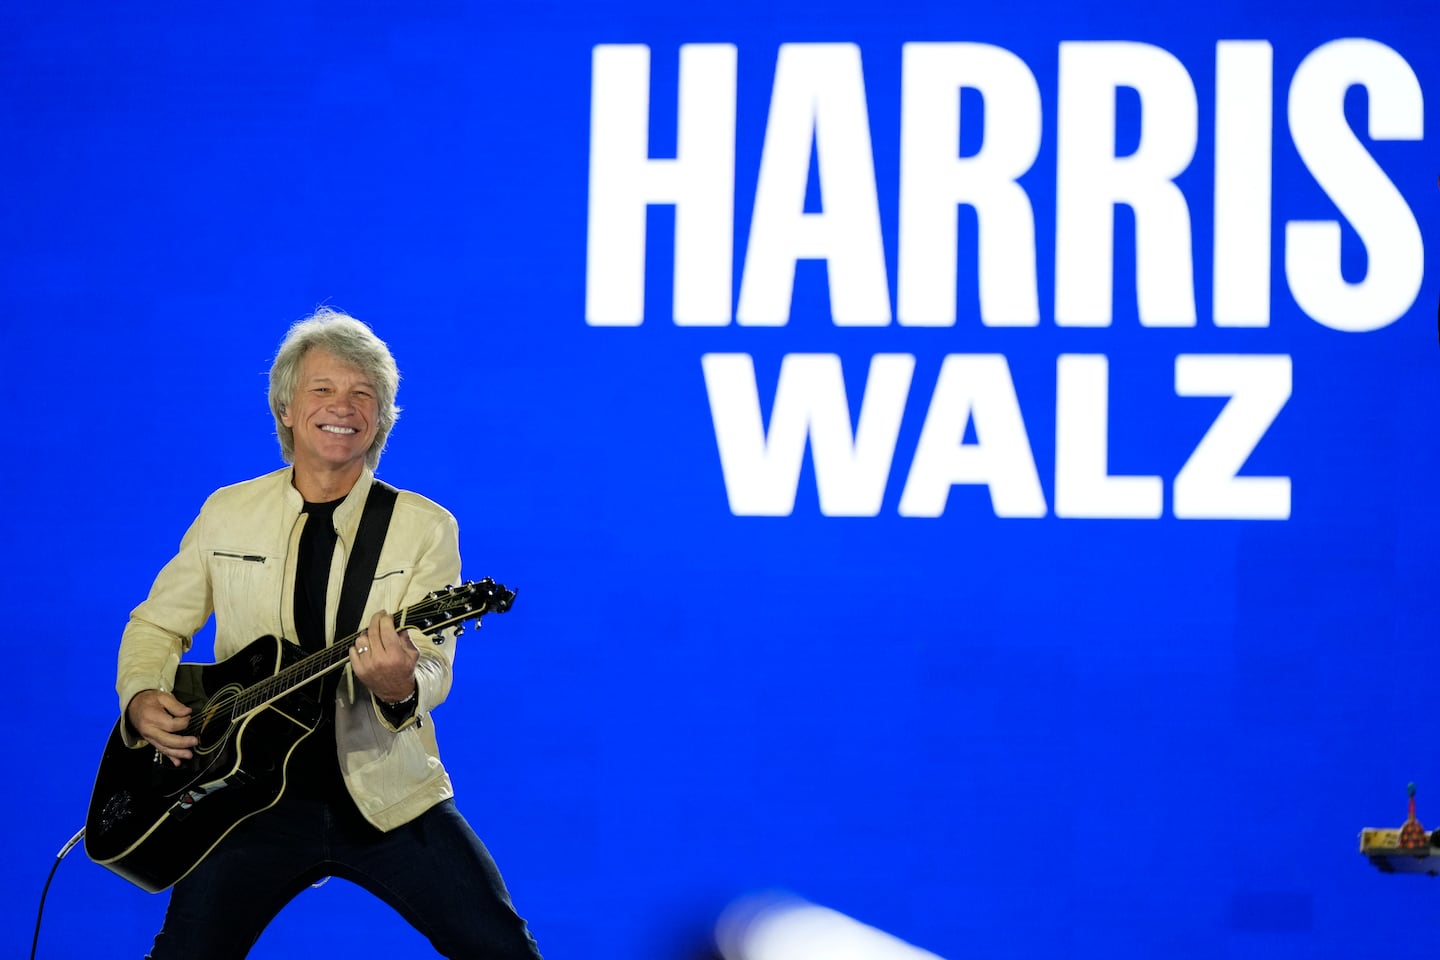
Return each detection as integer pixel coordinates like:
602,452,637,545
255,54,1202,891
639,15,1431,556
400,578,516,642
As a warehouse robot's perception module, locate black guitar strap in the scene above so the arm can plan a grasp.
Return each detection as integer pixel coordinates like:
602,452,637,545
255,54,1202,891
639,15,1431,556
335,479,399,640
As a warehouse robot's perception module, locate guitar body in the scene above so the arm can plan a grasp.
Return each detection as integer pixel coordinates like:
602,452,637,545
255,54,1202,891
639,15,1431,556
85,635,328,893
84,578,513,893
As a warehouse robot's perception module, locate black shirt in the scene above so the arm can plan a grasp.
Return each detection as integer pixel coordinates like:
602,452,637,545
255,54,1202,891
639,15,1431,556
284,498,351,804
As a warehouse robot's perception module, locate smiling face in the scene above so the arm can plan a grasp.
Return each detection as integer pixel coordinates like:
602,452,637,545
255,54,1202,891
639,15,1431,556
280,347,380,489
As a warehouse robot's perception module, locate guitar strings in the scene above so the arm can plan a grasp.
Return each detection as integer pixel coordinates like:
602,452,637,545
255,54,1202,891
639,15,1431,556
175,592,495,737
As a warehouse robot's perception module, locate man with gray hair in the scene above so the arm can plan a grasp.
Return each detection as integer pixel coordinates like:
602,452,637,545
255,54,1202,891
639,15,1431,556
116,307,543,958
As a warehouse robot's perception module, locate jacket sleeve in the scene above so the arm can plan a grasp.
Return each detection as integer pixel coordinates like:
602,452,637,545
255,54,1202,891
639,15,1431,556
116,509,215,747
370,508,461,733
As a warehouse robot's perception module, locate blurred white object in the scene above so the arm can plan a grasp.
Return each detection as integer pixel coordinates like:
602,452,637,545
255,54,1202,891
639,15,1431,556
716,893,946,960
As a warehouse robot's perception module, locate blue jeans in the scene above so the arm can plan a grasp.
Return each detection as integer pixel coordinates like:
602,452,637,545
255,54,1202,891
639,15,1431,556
147,796,543,959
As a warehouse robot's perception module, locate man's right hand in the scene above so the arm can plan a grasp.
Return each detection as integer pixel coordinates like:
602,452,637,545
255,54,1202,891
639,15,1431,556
126,689,199,766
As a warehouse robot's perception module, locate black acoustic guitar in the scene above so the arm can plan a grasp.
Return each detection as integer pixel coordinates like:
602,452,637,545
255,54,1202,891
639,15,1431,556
84,578,515,893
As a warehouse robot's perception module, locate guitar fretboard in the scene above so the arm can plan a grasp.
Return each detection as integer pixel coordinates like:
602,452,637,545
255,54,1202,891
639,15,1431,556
228,618,380,720
177,580,509,733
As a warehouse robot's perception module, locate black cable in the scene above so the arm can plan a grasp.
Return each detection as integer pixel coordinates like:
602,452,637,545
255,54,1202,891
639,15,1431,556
31,827,85,960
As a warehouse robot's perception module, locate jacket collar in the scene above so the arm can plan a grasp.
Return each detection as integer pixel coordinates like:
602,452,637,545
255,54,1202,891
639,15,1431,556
279,464,376,548
332,466,376,547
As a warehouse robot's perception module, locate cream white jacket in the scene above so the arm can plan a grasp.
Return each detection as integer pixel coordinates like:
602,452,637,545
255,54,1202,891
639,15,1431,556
116,466,462,831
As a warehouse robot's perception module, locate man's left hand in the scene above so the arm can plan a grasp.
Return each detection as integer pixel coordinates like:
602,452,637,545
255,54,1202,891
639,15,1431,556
349,609,420,704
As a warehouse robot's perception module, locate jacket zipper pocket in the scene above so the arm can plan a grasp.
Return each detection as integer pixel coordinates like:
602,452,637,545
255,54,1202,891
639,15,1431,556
212,551,267,563
374,568,406,582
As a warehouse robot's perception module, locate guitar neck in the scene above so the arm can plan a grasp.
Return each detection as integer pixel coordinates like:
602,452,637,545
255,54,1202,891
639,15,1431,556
220,578,513,721
233,611,408,716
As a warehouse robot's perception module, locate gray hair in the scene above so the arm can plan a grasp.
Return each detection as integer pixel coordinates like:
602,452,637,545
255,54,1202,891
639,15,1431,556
269,307,401,469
